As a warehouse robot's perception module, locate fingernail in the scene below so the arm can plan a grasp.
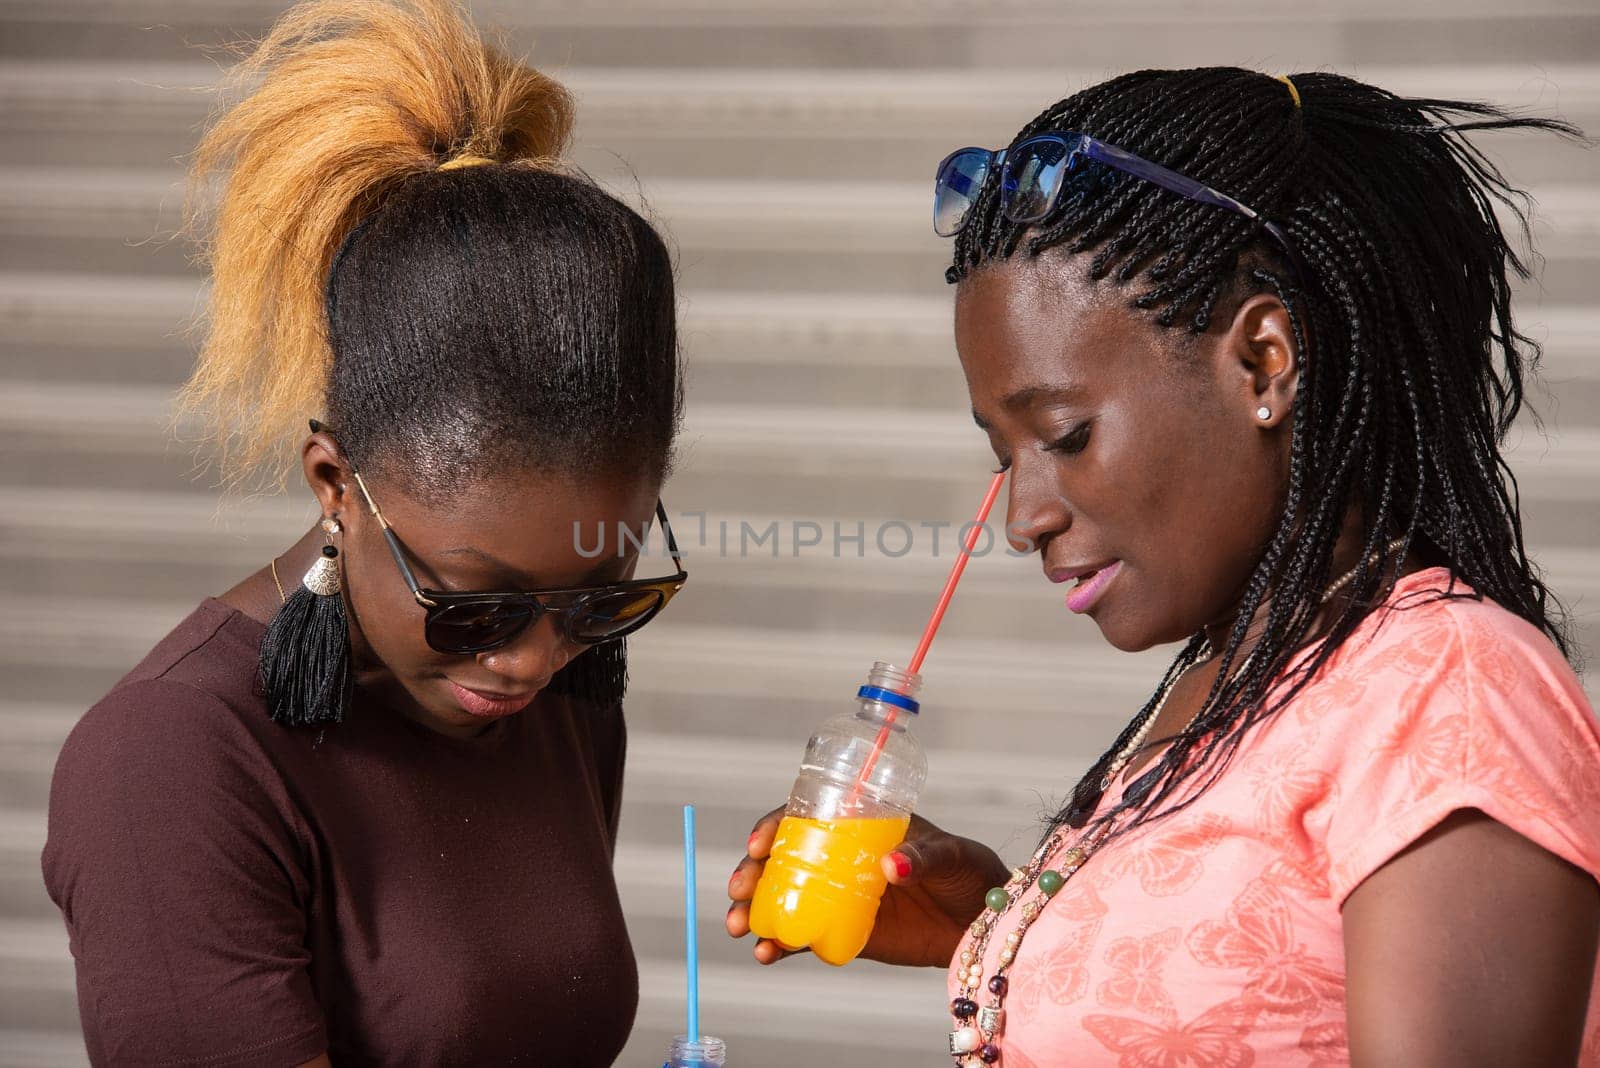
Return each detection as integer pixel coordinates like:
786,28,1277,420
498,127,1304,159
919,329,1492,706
747,831,760,851
889,852,912,879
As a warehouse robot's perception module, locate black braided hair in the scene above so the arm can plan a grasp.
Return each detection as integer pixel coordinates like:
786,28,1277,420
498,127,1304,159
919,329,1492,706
949,67,1583,839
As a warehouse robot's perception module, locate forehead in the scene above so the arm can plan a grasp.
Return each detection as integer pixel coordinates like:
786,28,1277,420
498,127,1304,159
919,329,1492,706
366,466,660,582
954,256,1160,400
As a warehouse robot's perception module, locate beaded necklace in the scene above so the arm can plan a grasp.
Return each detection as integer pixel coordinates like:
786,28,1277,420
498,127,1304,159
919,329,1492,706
944,537,1409,1064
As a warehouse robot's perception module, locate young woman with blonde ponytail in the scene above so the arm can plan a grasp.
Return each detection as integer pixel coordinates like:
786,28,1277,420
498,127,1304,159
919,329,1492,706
43,1,686,1062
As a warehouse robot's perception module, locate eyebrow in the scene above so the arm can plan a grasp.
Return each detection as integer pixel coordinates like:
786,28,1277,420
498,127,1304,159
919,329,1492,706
438,545,520,569
972,384,1087,429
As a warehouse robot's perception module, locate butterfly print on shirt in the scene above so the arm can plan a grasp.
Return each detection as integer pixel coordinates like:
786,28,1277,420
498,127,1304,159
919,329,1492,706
1097,927,1182,1018
1082,996,1261,1068
1011,882,1109,1013
1187,878,1342,1020
1099,814,1231,897
1372,684,1470,793
1297,1019,1348,1067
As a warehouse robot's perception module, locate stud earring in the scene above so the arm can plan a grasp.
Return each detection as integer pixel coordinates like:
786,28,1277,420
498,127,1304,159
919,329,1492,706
1256,406,1272,421
320,516,342,536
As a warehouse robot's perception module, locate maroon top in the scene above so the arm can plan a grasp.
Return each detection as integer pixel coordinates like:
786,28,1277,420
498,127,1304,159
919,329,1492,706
43,599,637,1066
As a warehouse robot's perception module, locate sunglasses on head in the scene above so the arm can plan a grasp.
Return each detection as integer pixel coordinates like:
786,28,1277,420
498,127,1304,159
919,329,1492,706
934,132,1306,279
349,469,687,656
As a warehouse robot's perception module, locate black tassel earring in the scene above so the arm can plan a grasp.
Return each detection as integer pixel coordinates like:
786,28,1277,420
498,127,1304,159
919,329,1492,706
260,517,353,726
549,638,628,710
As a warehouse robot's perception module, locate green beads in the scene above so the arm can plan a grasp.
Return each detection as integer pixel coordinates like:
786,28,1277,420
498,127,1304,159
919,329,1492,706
1037,869,1065,897
984,887,1010,912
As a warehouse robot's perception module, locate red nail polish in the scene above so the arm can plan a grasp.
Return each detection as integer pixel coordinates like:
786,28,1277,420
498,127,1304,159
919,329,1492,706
890,852,912,879
747,831,761,851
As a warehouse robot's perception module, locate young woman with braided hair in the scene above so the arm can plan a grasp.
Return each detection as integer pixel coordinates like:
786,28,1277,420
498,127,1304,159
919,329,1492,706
43,1,687,1062
729,69,1600,1065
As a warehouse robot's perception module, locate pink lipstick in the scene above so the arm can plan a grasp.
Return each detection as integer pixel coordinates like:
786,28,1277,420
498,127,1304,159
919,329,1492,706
1064,561,1122,614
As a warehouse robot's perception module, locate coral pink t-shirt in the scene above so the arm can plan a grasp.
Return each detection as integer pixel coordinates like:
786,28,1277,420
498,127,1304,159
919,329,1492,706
948,568,1600,1066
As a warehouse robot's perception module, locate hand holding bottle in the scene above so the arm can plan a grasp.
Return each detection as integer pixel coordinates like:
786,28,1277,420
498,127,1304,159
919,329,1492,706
727,809,1009,968
729,479,1011,969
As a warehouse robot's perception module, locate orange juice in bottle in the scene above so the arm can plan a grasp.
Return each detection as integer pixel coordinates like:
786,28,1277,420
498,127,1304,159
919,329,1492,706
749,663,927,966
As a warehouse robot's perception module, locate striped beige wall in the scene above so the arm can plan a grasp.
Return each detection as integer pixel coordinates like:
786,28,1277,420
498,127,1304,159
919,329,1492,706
1,1,1595,1064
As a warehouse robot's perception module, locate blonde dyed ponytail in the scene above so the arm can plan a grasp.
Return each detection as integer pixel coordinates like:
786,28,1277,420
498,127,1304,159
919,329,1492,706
181,0,574,489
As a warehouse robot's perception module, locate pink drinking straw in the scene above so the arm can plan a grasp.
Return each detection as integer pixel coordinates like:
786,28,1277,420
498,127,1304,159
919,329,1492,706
850,471,1009,800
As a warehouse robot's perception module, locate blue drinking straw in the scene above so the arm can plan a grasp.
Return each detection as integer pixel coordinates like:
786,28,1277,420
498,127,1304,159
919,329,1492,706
683,804,700,1045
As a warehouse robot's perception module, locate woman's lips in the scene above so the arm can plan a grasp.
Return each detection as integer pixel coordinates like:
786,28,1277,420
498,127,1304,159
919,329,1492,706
447,680,537,719
1064,560,1123,614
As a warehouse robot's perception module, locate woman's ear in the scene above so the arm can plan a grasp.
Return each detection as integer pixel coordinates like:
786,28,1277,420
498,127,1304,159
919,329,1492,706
1221,293,1299,430
301,425,352,521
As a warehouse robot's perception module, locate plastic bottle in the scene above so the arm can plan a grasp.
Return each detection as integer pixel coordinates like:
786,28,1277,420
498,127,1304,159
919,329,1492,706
747,661,928,966
664,1035,727,1067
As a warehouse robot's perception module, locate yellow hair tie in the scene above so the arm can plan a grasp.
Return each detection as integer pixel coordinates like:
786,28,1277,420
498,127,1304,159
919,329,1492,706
438,153,495,171
1274,74,1302,109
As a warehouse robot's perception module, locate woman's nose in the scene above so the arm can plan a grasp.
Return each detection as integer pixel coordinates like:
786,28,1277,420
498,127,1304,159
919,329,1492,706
475,614,571,688
1005,463,1071,555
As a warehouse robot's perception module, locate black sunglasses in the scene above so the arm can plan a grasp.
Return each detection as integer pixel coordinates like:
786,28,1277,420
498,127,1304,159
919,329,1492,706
350,469,688,655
